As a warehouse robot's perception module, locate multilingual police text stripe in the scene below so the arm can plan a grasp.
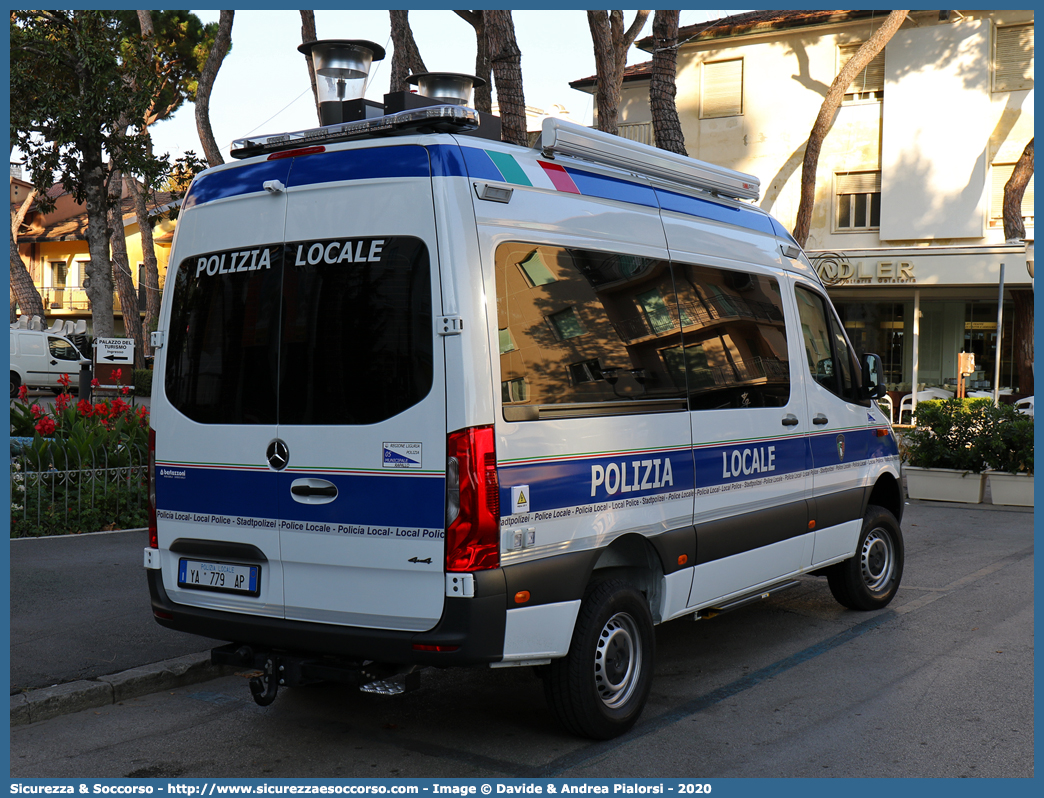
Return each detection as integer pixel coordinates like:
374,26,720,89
156,466,445,529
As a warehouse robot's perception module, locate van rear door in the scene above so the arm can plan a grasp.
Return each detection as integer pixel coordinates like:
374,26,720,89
274,144,447,631
156,158,292,621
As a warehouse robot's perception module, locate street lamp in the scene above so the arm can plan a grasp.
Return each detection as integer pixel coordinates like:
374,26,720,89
297,39,386,126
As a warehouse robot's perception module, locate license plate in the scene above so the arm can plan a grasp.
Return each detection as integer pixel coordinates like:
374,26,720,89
178,558,260,597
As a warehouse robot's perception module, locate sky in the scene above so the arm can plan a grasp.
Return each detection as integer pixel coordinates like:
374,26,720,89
145,9,741,164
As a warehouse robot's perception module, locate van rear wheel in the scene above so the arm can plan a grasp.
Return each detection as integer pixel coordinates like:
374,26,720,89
827,505,904,610
544,579,654,739
11,372,20,399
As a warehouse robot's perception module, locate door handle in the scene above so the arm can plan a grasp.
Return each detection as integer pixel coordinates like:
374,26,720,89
813,414,829,425
290,478,338,504
782,414,799,427
291,485,337,497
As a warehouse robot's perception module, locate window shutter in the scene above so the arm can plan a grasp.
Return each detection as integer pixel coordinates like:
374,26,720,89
991,164,1034,221
994,23,1034,92
836,171,882,195
839,43,885,94
702,59,743,118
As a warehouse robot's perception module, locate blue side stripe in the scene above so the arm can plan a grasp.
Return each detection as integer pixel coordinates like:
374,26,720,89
565,167,660,208
427,144,468,177
183,145,439,210
657,188,776,236
285,145,430,187
183,160,293,210
458,146,506,181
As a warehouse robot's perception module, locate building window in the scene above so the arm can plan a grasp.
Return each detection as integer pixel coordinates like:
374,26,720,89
498,328,517,354
838,42,885,102
835,171,881,231
501,378,528,403
990,163,1034,229
994,23,1034,92
569,359,604,384
49,261,67,309
547,307,585,340
701,59,743,119
518,249,557,286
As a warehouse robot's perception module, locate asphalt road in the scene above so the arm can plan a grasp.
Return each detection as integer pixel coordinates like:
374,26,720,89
9,500,1034,779
10,528,210,693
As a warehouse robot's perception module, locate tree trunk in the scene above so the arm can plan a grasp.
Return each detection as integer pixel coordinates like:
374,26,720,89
136,10,154,37
486,9,527,146
195,9,234,168
792,10,908,248
1011,289,1033,395
1003,139,1034,395
1002,138,1034,242
587,10,650,136
300,11,320,125
389,10,427,93
107,170,146,368
124,176,159,357
650,10,686,155
82,143,116,339
9,184,46,319
455,10,491,113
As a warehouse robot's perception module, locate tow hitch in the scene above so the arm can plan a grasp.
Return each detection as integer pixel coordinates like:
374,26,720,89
212,644,422,706
248,657,280,706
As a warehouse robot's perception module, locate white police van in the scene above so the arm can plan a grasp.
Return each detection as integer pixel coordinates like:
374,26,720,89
145,82,903,740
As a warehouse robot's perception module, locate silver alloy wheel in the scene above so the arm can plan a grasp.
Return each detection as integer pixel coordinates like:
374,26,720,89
593,611,643,709
860,527,895,591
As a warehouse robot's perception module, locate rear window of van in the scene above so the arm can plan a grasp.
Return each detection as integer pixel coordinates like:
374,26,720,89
165,236,433,425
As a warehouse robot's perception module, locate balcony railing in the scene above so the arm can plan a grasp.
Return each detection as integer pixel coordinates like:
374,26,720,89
613,294,786,342
34,286,144,314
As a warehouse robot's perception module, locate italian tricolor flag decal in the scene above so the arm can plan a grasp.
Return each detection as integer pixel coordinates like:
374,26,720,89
538,161,581,194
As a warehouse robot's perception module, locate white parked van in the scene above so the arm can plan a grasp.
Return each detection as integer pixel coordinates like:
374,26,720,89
145,102,903,739
10,327,87,397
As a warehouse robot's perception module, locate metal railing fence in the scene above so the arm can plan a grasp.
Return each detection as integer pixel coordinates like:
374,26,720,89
10,441,148,536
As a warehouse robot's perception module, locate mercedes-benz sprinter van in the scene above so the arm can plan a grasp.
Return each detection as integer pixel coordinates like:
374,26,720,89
146,104,903,739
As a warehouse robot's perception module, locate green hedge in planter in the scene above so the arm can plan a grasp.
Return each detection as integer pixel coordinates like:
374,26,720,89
978,402,1034,474
901,398,992,471
133,368,153,396
902,398,1034,474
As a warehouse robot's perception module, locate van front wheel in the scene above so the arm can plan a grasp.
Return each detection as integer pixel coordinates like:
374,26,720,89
827,505,904,610
11,372,20,399
544,579,654,739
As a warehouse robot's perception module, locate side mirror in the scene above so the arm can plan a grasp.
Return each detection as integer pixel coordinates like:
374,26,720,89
862,353,887,399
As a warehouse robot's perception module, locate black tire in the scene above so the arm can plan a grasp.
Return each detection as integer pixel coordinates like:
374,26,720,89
11,372,20,399
544,579,654,739
827,504,904,610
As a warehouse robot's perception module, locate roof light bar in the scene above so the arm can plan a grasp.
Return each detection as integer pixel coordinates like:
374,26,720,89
230,106,480,160
541,118,761,202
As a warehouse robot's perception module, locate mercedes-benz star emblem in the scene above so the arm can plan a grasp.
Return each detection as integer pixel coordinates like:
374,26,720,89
266,439,289,471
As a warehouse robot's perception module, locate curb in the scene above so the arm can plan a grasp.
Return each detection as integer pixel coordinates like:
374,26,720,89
10,652,234,727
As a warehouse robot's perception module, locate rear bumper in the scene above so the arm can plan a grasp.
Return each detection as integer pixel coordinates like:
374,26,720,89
148,568,507,667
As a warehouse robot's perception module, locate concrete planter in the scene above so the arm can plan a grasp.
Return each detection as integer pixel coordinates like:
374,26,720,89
905,466,985,503
985,471,1034,507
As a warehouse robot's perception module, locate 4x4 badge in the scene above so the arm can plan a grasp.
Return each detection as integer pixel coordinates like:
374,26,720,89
267,439,289,471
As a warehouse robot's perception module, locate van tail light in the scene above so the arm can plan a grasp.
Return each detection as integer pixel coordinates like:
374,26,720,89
148,428,158,549
445,425,500,572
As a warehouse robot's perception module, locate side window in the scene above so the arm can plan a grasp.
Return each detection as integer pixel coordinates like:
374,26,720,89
48,337,79,361
669,262,790,410
495,243,686,419
795,285,864,404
